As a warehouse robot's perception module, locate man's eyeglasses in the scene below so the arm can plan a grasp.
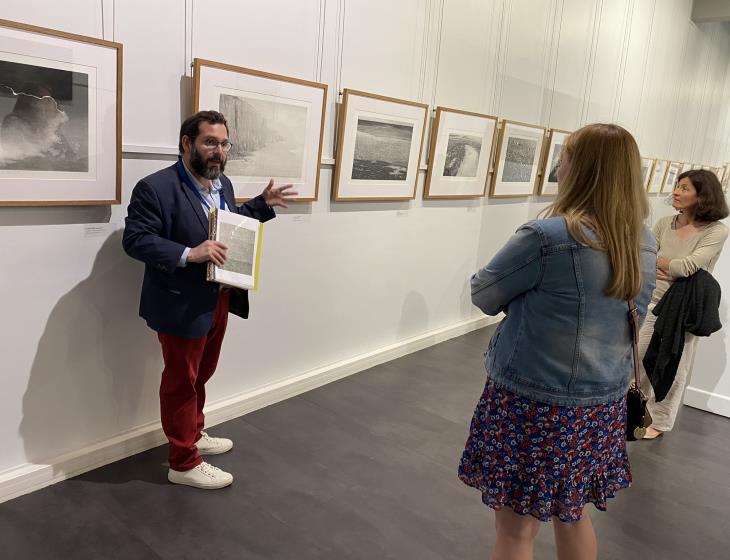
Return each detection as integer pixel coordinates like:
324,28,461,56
200,138,233,152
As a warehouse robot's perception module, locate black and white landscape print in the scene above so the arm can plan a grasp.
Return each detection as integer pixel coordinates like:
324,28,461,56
442,133,482,177
220,93,308,179
501,136,537,182
351,118,413,181
0,59,89,172
548,144,563,183
218,222,255,277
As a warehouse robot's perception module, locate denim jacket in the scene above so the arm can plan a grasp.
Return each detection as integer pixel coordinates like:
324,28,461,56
472,217,657,406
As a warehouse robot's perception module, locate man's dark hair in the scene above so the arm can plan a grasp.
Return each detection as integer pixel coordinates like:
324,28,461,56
178,110,228,154
676,169,729,223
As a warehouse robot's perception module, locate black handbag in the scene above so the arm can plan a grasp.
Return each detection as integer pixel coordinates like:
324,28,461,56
626,299,652,441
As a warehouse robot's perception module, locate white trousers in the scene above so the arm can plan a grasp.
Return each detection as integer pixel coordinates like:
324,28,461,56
637,303,698,432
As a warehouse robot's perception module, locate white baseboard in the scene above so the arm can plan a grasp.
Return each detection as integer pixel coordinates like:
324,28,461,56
684,386,730,418
0,315,497,504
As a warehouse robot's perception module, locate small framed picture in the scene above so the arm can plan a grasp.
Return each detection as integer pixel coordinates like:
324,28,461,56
333,89,428,201
194,58,327,202
640,157,656,190
423,107,497,199
662,162,682,193
647,159,668,193
490,120,546,197
680,162,693,174
538,128,570,195
0,18,122,206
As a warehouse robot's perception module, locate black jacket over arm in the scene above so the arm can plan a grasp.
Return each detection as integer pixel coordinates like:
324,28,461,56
642,269,722,401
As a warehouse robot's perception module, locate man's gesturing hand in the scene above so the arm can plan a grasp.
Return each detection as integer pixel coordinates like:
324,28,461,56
187,240,228,266
261,179,299,208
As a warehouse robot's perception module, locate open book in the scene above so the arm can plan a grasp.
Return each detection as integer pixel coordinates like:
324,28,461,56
207,208,263,290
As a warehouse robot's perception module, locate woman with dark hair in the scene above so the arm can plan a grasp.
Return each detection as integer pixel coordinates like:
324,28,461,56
459,123,656,560
638,169,729,439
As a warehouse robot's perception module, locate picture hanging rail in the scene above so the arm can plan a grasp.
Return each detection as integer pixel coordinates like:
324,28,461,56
423,107,497,199
193,58,327,202
0,18,122,206
333,88,428,201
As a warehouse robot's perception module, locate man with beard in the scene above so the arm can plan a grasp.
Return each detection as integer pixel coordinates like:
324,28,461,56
123,110,296,489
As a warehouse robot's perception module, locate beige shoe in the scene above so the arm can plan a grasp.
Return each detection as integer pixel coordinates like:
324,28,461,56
642,426,664,440
168,461,233,489
196,431,233,455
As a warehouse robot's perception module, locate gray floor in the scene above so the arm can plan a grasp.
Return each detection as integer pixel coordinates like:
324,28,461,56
2,326,729,559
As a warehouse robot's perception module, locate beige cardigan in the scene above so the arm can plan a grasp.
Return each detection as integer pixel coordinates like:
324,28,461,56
651,214,728,304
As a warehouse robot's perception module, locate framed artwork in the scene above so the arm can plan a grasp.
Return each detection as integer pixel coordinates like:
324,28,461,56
640,157,656,190
661,162,682,193
423,107,497,199
538,128,570,195
490,120,546,197
691,163,702,170
194,58,327,202
723,163,730,190
0,19,122,206
680,162,693,174
647,159,668,193
333,89,428,201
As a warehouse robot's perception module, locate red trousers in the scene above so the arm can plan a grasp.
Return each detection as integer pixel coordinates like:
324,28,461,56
157,290,230,471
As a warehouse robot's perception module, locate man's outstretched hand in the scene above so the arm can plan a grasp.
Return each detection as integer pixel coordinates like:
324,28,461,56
261,179,299,208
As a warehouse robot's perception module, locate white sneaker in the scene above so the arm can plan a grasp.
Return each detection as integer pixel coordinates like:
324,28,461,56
167,461,233,489
196,431,233,455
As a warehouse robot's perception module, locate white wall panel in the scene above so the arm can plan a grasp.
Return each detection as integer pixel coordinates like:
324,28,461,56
583,0,631,125
434,0,501,113
340,0,428,101
115,0,186,148
192,0,322,82
637,0,688,157
496,0,554,124
547,0,596,131
615,0,655,134
0,0,102,37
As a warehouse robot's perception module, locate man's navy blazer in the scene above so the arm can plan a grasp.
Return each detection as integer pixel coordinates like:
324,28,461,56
122,163,276,339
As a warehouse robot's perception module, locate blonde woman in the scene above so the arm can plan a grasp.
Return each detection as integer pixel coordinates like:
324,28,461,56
639,169,729,439
459,124,656,560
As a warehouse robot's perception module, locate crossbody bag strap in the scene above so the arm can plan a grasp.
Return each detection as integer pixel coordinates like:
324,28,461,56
627,299,641,389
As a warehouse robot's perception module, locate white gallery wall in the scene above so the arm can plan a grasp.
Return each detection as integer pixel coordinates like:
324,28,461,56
1,0,730,500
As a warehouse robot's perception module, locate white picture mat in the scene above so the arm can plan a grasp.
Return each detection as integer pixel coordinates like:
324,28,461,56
0,25,118,203
209,210,261,290
493,122,545,196
0,51,97,180
680,162,692,174
426,111,495,197
197,64,325,200
648,159,667,193
336,93,426,199
539,130,569,195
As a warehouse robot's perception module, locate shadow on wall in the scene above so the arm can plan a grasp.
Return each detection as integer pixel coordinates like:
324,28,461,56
398,291,429,342
19,231,162,473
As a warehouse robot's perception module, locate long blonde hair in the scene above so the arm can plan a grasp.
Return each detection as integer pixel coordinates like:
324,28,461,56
541,123,649,299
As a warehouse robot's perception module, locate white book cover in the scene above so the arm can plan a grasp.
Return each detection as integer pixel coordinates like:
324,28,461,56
207,208,263,290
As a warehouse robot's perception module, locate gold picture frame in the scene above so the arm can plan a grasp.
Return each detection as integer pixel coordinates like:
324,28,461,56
490,120,547,198
0,18,122,206
423,107,497,199
333,89,428,201
193,58,327,202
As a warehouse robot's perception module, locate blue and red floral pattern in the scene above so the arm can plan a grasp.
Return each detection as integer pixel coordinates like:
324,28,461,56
458,378,631,523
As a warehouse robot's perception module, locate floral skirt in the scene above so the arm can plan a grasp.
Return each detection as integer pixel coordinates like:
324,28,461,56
458,377,631,522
